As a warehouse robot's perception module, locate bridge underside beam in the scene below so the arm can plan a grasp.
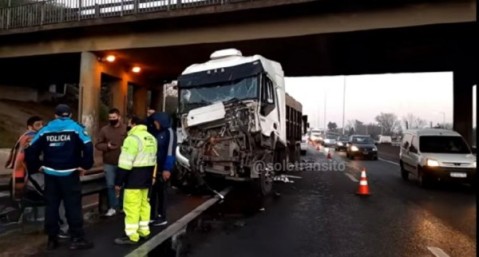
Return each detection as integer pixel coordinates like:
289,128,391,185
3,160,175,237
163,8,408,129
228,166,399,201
453,70,476,145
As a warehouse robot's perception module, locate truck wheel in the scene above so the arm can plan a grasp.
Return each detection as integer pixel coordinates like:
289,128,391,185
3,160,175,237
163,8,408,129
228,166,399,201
255,153,274,196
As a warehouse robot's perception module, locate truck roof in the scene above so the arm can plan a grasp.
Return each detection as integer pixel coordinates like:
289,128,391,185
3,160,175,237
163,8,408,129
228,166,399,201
286,93,302,112
180,48,284,89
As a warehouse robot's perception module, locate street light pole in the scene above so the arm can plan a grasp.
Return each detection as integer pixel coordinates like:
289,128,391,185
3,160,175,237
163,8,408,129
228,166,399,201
324,92,327,131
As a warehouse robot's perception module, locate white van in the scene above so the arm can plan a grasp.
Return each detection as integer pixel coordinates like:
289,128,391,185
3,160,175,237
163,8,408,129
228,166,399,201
399,129,476,188
378,135,392,144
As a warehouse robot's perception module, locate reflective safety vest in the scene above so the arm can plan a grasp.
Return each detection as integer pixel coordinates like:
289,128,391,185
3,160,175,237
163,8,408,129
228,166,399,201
118,125,157,170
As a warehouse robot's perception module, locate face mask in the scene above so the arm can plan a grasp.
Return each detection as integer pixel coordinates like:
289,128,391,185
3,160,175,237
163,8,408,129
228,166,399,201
109,119,119,126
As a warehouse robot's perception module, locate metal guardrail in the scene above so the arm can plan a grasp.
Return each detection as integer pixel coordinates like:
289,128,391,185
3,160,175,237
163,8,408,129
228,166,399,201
0,0,259,30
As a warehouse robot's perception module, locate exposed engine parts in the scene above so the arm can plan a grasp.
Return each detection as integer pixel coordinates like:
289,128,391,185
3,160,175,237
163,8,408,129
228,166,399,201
179,100,263,179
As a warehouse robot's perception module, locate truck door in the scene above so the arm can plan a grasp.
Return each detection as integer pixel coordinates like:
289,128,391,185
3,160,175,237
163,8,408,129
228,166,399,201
259,75,279,139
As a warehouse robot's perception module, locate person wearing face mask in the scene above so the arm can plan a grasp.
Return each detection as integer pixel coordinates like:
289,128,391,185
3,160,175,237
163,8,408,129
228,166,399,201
95,108,127,217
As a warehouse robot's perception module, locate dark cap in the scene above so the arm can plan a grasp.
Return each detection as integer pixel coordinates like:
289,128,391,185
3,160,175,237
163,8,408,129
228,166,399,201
55,104,71,117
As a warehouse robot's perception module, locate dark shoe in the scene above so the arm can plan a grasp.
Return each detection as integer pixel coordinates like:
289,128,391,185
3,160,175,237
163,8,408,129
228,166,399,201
69,238,94,250
139,235,150,241
47,239,59,250
58,231,70,239
152,217,168,226
114,236,138,245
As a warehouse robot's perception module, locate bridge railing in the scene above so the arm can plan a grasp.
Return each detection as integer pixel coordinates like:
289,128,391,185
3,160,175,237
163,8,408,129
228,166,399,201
0,0,256,30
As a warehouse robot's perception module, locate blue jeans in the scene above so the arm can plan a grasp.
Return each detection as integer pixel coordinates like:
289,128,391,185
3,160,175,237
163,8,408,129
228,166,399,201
104,164,120,209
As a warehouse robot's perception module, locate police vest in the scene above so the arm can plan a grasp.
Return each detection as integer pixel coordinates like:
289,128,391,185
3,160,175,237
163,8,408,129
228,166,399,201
118,125,157,170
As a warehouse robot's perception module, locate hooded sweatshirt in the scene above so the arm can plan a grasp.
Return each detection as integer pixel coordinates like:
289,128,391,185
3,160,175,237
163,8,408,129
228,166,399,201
151,112,177,172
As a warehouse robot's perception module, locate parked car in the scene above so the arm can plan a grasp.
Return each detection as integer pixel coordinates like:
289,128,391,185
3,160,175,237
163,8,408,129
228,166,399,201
335,135,349,151
399,129,476,188
300,134,309,155
346,135,378,160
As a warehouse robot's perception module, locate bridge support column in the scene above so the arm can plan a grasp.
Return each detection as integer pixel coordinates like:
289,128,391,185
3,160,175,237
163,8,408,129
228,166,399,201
453,70,475,145
133,86,148,117
111,78,129,117
79,51,101,137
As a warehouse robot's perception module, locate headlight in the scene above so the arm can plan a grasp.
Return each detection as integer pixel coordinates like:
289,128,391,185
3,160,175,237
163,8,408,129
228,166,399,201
426,159,439,167
351,146,359,151
473,162,476,168
372,147,377,151
337,142,343,146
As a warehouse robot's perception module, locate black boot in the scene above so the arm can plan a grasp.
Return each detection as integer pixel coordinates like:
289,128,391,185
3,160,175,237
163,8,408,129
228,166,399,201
69,237,94,250
47,237,59,250
114,236,138,245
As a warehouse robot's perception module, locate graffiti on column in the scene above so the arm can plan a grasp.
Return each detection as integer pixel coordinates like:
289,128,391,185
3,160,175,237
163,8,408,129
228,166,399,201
82,113,95,134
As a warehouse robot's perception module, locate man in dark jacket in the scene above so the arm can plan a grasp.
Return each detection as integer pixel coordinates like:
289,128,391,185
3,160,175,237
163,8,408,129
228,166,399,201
95,108,127,217
145,108,157,136
25,104,94,250
149,112,177,226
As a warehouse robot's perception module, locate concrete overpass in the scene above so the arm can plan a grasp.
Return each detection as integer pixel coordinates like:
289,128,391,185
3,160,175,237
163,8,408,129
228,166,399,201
0,0,476,143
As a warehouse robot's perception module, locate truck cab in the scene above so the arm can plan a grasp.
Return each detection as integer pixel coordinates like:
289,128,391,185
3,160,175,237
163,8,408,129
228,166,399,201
175,49,295,196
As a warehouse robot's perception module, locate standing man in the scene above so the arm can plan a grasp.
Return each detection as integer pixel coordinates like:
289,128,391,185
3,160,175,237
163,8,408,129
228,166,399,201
25,104,94,250
5,116,43,200
114,116,157,245
95,108,127,217
149,112,176,226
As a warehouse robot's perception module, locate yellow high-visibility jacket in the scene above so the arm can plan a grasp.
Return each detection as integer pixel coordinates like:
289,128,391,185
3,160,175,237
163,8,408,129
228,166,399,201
116,125,157,189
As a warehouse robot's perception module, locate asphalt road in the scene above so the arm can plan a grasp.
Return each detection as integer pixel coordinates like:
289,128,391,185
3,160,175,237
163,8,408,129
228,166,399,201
184,145,476,257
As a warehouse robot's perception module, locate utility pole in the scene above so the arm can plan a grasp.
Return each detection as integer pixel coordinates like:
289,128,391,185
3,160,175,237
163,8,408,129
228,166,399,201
324,93,327,131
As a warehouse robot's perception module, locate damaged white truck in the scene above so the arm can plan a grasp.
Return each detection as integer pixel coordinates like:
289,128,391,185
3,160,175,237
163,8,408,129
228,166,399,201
175,49,304,196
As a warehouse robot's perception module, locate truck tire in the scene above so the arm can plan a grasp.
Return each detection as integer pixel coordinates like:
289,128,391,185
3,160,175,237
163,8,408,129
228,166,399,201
254,152,274,196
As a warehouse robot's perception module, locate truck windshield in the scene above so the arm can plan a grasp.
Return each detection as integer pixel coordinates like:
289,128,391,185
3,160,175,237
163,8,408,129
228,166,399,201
179,76,258,113
419,136,471,154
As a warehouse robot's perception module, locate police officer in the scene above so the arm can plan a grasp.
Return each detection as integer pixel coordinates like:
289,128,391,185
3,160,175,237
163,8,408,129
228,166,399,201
25,104,94,250
114,116,157,245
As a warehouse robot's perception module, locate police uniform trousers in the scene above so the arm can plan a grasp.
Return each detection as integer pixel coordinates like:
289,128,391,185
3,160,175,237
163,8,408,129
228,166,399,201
44,173,84,238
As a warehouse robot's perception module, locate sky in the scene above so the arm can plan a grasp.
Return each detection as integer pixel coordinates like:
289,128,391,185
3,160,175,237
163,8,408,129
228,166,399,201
284,72,476,130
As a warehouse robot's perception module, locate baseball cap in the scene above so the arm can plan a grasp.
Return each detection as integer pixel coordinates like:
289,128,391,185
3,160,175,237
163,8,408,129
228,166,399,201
55,104,72,117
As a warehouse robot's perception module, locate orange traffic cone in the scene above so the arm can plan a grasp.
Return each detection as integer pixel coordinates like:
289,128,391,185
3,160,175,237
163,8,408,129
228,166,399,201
356,168,371,196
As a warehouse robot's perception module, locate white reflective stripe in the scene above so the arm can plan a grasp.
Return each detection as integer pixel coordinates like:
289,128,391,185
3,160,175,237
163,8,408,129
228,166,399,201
133,153,156,166
167,128,174,155
359,181,368,186
125,231,136,236
139,221,150,226
42,166,76,173
126,224,139,229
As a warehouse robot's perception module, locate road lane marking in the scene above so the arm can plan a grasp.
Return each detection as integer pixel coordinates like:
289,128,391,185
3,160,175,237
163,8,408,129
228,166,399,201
427,247,450,257
344,173,359,182
379,157,399,166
